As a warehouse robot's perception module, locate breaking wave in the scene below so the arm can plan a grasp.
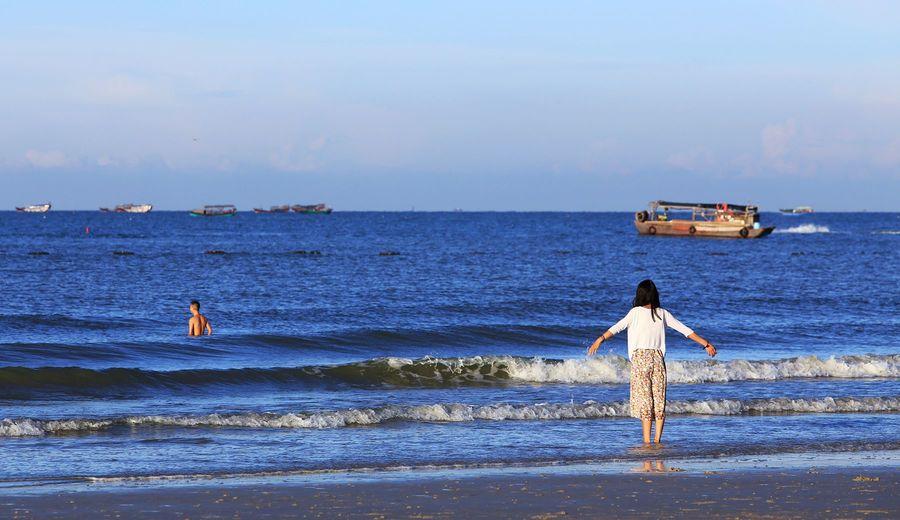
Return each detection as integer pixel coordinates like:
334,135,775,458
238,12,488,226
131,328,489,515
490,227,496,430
1,354,896,394
2,396,897,436
505,353,899,385
776,224,830,234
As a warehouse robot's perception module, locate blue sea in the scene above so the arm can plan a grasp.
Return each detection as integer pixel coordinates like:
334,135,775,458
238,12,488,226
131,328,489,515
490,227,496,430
0,211,897,486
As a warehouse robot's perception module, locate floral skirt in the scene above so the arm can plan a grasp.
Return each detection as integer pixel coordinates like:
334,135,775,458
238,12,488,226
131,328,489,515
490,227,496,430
630,349,667,419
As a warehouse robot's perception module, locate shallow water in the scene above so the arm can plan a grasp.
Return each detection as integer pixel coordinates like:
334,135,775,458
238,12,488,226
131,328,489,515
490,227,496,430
0,211,897,483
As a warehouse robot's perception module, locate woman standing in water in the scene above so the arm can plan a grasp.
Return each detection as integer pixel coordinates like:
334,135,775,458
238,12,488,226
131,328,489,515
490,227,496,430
587,280,717,444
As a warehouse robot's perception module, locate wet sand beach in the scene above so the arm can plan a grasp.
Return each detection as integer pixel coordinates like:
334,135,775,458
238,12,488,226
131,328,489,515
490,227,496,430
3,465,896,519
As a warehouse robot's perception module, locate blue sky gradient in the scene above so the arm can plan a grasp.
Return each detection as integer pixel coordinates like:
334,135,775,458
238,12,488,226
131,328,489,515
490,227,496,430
2,1,898,210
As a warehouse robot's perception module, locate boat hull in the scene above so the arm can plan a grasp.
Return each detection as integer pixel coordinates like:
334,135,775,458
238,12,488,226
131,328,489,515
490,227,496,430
254,206,290,214
16,204,51,213
190,204,237,217
634,220,774,238
118,204,152,213
291,204,332,214
190,211,236,217
101,204,152,213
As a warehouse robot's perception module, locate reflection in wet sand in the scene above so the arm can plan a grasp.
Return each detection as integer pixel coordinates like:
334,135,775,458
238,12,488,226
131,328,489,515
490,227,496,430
639,460,667,473
633,459,687,473
626,445,688,474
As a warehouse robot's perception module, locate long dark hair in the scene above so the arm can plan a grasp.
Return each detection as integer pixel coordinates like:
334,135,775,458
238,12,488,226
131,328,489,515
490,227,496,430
633,279,661,321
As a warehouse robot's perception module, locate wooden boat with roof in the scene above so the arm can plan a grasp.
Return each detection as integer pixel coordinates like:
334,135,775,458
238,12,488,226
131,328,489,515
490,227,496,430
190,204,237,217
291,203,332,214
253,205,290,214
634,201,775,238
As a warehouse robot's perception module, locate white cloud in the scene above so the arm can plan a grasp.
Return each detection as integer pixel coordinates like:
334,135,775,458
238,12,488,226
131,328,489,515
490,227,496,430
575,138,620,173
761,119,796,162
874,137,900,167
83,75,168,105
758,119,803,175
269,137,329,172
666,148,715,172
25,149,68,168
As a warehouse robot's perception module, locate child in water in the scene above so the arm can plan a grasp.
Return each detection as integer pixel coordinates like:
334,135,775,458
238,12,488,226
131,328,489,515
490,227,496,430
587,280,716,444
188,300,213,336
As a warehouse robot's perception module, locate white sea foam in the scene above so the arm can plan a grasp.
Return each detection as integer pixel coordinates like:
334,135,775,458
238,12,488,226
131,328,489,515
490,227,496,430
2,396,897,436
328,353,899,386
433,353,898,385
776,224,830,234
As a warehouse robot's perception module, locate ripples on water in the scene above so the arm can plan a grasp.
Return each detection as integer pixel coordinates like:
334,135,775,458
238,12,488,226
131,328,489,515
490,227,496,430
0,211,897,482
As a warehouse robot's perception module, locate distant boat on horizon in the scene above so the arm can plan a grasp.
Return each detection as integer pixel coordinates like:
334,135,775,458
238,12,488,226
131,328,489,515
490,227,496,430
253,205,291,214
190,204,237,217
779,206,814,214
16,203,51,213
100,203,153,213
291,203,332,214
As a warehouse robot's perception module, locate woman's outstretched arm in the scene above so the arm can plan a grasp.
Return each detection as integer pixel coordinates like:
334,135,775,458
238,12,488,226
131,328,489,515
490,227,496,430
587,329,613,356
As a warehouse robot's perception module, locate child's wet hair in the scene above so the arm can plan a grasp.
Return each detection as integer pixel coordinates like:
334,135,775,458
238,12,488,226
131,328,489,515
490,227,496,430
190,300,200,309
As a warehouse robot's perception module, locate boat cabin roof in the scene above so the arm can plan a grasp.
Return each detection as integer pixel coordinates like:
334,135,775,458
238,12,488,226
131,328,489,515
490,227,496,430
651,200,757,213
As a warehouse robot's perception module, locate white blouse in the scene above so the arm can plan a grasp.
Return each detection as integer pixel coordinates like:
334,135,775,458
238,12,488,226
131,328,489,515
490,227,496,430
607,307,694,359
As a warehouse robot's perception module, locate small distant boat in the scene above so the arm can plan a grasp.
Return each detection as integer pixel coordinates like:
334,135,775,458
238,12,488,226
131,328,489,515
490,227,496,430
780,206,814,214
190,204,237,217
100,203,153,213
291,203,332,214
634,201,775,238
16,203,51,213
253,205,291,214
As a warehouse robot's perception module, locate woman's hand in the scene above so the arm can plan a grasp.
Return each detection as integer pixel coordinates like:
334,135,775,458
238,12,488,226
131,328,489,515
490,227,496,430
587,337,604,356
688,333,717,357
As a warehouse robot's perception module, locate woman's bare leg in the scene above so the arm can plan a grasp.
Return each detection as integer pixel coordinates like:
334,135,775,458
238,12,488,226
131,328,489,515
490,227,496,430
654,417,665,443
641,419,652,443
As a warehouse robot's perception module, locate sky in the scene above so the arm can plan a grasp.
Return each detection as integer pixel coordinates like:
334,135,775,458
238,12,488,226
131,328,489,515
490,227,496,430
1,1,899,210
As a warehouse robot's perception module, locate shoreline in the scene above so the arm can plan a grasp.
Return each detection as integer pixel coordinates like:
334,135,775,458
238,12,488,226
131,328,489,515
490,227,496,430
3,450,897,518
5,448,898,494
